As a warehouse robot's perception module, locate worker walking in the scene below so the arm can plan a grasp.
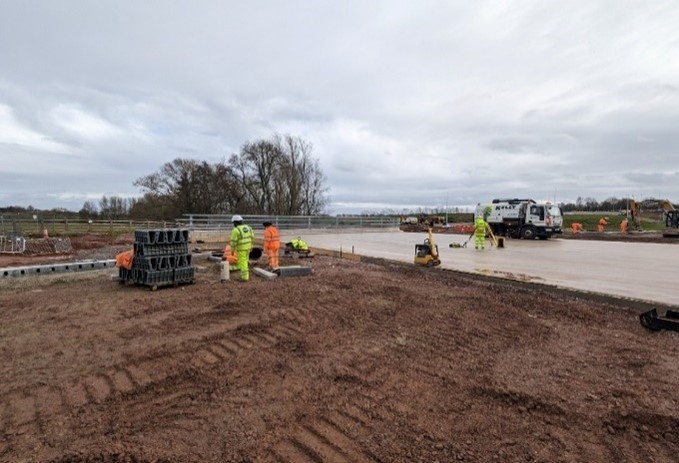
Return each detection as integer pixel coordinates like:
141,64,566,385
474,216,487,250
598,216,609,233
230,215,254,281
262,221,280,270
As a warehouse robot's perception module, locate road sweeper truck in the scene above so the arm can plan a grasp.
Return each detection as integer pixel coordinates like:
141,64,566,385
474,198,563,239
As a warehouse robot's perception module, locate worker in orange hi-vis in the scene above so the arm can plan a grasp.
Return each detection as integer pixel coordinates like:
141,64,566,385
620,218,629,233
222,244,238,271
263,221,280,270
571,222,583,234
597,216,609,233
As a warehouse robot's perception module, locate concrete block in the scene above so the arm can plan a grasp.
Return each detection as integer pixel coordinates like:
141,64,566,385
277,265,313,278
0,259,116,279
252,267,278,280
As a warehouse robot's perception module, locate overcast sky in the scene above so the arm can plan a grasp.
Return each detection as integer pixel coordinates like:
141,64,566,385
1,1,678,214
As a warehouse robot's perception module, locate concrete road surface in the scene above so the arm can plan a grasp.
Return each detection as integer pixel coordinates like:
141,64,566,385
282,229,678,307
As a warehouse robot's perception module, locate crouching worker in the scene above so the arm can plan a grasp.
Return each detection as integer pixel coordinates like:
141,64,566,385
222,244,238,271
289,237,309,253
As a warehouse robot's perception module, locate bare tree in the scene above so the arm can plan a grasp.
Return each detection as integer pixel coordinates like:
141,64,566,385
134,135,328,218
78,200,98,218
229,134,328,215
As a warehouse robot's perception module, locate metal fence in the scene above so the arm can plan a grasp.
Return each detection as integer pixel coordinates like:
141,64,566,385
0,217,176,237
0,214,399,238
177,214,400,232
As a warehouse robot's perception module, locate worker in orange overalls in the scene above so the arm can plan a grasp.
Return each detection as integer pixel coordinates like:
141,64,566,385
620,218,629,233
570,222,583,234
263,221,280,270
597,216,609,233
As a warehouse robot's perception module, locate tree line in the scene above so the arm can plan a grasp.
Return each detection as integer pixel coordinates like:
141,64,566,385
559,196,676,213
75,134,329,220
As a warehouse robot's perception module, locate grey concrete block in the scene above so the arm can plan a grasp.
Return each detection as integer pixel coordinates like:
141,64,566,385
277,265,313,277
252,267,278,280
0,259,116,278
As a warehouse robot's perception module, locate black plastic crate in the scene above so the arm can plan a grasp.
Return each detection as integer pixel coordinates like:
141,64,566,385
174,266,195,282
133,269,174,286
134,229,189,245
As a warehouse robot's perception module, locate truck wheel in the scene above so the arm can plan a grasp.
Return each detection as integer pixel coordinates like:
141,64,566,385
521,226,536,239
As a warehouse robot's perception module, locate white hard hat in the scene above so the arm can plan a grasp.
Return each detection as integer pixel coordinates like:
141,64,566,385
231,214,243,222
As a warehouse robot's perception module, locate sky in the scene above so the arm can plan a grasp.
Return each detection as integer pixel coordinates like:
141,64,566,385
1,0,678,215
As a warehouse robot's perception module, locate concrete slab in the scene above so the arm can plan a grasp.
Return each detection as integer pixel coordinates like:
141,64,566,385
252,267,278,280
285,230,679,307
277,265,313,277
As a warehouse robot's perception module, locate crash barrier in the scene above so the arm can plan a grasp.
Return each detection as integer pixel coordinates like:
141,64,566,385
179,214,399,232
120,228,194,288
1,259,116,278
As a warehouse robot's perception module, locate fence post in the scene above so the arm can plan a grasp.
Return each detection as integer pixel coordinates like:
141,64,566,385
129,220,132,231
109,219,113,236
308,216,311,230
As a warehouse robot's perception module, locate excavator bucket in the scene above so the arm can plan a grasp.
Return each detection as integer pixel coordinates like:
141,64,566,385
639,309,679,332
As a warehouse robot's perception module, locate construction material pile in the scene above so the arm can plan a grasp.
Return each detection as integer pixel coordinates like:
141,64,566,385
119,229,194,288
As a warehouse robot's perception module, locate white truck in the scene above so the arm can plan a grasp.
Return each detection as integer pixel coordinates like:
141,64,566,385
474,198,563,239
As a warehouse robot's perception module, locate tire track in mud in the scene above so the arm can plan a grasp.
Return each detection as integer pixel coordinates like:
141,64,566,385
269,296,413,463
599,411,679,462
270,410,380,463
0,311,309,451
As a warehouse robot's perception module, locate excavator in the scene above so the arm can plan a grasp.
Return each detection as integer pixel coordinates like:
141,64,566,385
414,227,441,267
628,199,679,229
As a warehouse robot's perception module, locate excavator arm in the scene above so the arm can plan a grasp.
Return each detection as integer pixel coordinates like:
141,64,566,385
629,199,641,230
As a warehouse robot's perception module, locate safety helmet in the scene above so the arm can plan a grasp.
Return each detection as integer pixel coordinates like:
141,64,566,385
231,214,243,222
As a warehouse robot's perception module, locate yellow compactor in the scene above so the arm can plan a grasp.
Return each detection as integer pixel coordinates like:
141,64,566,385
414,228,441,267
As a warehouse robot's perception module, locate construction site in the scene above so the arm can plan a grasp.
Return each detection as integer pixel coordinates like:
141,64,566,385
1,216,678,462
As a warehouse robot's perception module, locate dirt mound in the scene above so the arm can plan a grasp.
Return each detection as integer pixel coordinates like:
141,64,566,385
1,243,678,462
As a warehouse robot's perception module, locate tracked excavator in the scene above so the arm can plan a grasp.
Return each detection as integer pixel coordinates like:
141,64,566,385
414,227,441,267
628,199,679,229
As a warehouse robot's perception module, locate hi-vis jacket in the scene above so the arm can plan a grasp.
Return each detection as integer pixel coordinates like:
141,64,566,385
474,218,487,236
230,224,254,251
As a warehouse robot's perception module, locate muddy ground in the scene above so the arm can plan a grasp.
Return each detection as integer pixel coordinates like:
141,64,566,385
1,236,678,462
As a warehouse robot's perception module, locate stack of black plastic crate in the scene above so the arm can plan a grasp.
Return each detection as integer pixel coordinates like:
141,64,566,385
119,228,194,288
